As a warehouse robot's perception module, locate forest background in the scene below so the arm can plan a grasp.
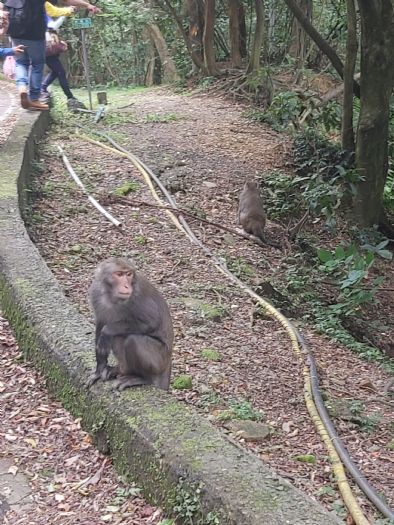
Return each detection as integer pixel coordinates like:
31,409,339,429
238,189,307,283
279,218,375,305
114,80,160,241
62,0,394,234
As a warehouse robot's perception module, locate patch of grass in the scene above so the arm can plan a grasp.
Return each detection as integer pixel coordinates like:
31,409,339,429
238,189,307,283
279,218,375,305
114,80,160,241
201,348,221,361
292,454,316,464
198,302,228,321
112,181,140,196
217,399,263,422
30,212,45,224
172,375,193,390
224,256,255,280
103,111,137,126
42,181,56,196
64,204,89,216
109,485,141,506
143,113,179,123
198,391,222,409
134,235,147,245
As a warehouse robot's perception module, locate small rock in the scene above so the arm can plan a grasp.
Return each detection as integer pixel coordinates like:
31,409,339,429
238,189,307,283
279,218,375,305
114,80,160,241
225,420,271,442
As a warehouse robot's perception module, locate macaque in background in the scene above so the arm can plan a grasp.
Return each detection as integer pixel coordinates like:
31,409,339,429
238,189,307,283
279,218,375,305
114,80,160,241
238,180,267,240
88,258,173,391
238,180,281,249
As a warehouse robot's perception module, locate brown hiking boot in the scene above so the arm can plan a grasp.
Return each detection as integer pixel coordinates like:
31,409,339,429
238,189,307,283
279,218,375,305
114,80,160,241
29,100,49,111
20,92,30,109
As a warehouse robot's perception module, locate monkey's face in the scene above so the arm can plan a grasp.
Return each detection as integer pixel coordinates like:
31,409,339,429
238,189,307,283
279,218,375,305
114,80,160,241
110,269,134,301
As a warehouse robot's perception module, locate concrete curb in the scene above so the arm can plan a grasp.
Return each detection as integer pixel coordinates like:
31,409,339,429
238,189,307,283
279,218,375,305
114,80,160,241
0,110,340,525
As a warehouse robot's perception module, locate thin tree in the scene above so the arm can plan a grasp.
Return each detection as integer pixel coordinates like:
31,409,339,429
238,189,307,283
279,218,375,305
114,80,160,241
341,0,357,151
288,0,312,69
246,0,266,73
203,0,219,74
282,0,360,97
353,0,394,225
228,0,242,67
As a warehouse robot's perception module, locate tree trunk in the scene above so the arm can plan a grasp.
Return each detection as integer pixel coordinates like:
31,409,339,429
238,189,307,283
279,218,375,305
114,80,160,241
203,0,219,75
228,0,242,67
146,23,180,83
246,0,266,73
353,0,394,225
239,2,247,58
144,29,156,86
160,0,205,71
283,0,360,97
187,0,204,68
341,0,357,151
288,0,312,67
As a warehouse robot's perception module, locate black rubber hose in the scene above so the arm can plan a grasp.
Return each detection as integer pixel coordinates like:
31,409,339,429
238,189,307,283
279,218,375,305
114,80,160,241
297,330,394,521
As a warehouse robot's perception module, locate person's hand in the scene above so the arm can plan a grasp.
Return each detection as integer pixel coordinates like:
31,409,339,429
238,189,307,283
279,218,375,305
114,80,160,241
69,6,76,13
12,45,25,55
87,4,101,13
60,41,68,50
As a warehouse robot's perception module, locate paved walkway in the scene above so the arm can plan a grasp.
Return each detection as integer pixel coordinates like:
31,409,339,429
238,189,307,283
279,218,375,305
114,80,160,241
0,80,20,145
0,459,33,520
0,80,17,120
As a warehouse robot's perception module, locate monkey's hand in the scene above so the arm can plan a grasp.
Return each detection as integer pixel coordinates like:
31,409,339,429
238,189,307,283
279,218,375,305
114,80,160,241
87,365,119,388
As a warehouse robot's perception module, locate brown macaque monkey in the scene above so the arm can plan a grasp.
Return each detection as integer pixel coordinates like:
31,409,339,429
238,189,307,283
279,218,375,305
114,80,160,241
88,258,173,391
238,180,281,249
238,180,266,239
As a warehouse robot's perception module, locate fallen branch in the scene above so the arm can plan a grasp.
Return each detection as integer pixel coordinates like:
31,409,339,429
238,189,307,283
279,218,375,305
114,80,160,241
57,145,121,228
287,210,309,240
102,194,269,248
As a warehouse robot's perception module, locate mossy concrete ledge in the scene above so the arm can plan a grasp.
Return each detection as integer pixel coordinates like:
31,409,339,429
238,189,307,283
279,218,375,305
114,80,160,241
0,110,340,525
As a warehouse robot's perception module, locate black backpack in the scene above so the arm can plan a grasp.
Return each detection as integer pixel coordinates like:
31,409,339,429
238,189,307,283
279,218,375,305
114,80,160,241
5,0,29,37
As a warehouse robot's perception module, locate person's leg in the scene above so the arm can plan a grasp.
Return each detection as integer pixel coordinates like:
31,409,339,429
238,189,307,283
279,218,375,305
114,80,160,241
11,38,30,108
46,55,74,99
41,62,58,93
27,39,46,102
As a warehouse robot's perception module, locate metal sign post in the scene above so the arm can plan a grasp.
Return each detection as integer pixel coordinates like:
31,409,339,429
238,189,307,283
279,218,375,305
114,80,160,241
72,17,93,110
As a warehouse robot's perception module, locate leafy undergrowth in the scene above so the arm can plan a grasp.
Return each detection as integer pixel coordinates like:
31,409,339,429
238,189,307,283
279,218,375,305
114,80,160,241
26,86,394,523
0,315,168,525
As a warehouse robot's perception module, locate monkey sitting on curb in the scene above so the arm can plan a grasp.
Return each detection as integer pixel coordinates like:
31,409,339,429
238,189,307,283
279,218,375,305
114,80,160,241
87,258,173,391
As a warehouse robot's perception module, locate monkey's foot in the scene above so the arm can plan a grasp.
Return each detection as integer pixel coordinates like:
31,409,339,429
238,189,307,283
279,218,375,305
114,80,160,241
113,375,148,391
87,365,119,388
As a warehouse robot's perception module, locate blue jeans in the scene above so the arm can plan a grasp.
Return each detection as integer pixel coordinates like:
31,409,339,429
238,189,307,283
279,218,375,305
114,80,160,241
12,38,46,101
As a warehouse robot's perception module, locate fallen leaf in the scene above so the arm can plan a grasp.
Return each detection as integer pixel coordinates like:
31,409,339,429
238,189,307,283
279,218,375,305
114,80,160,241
357,379,377,392
24,437,38,448
105,505,120,513
8,465,18,476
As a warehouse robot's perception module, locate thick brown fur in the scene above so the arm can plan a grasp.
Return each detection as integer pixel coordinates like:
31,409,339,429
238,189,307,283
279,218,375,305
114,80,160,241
238,180,267,239
88,257,173,391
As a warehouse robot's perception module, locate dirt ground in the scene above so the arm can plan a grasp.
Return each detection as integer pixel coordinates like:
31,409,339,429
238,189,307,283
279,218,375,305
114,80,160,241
0,315,165,525
27,87,393,524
